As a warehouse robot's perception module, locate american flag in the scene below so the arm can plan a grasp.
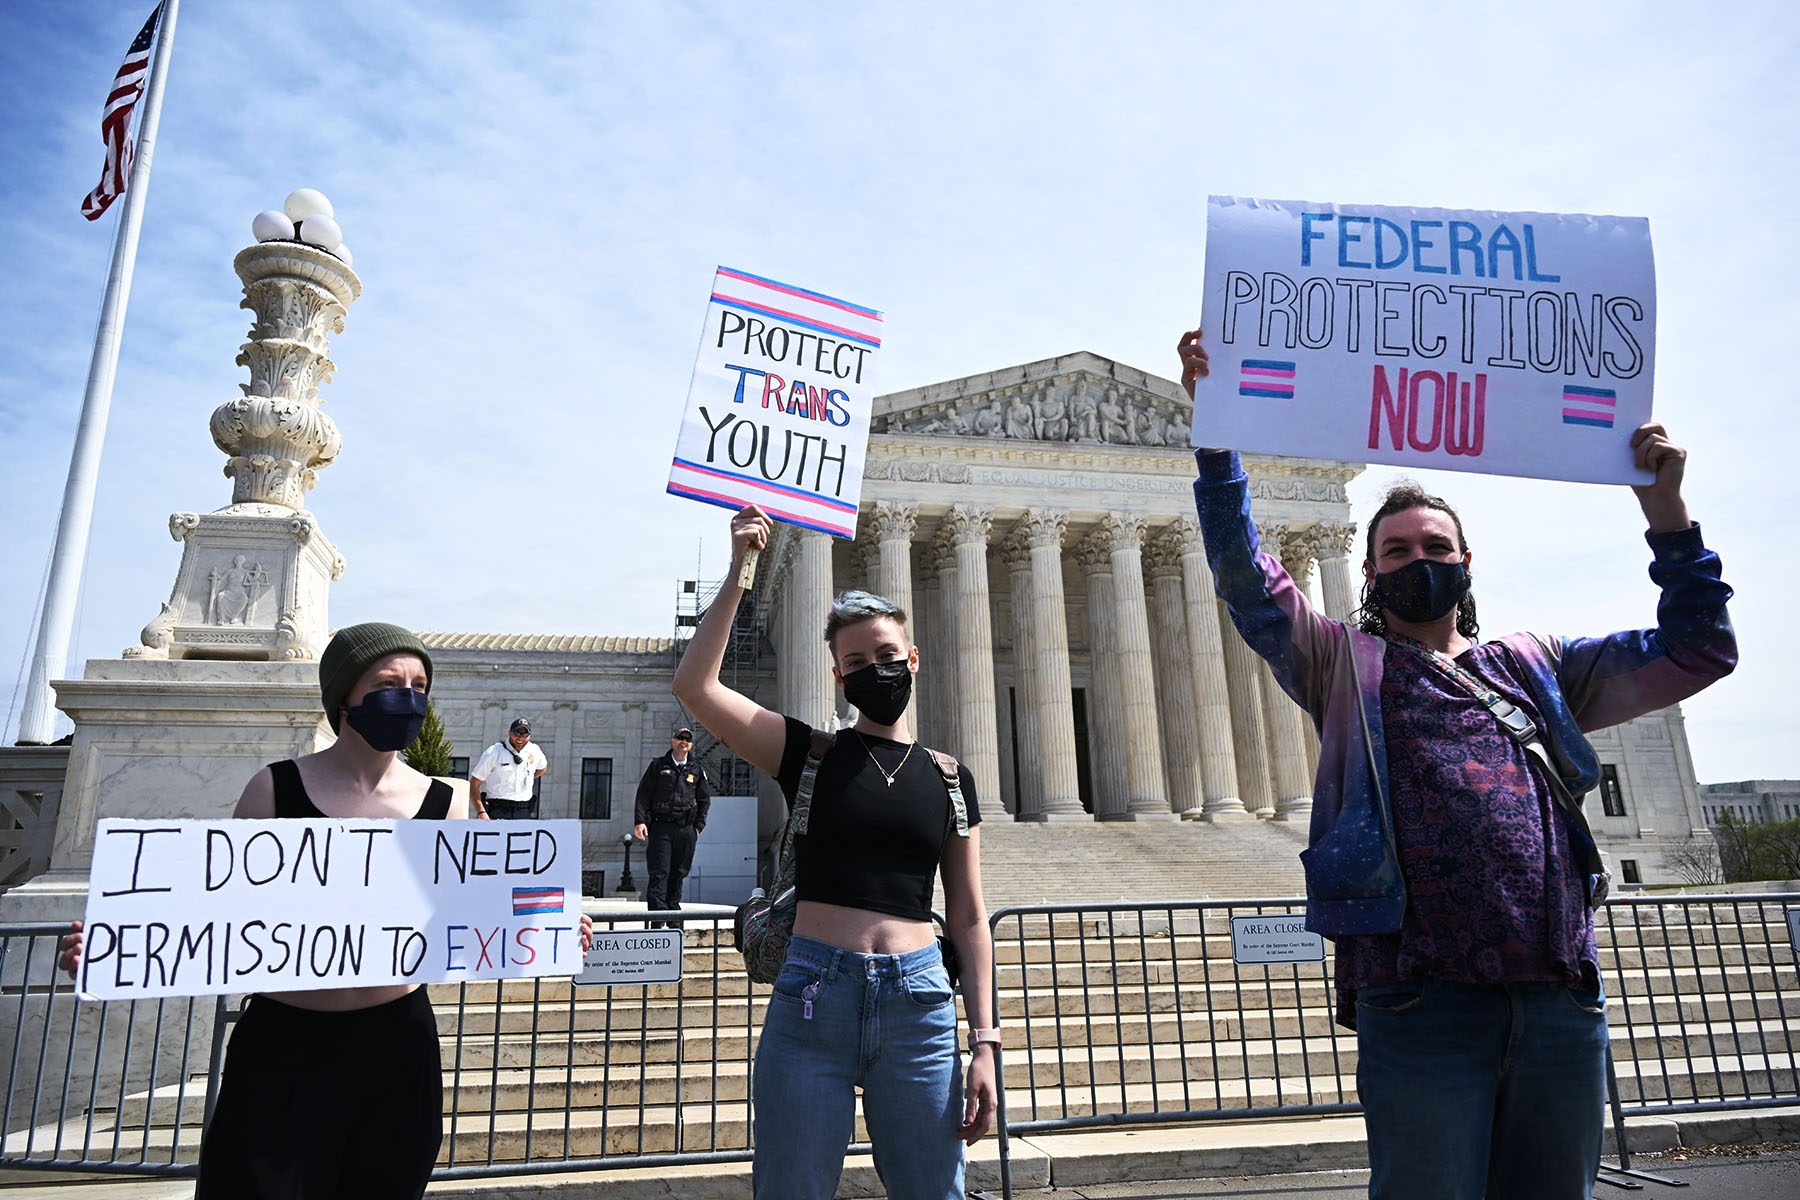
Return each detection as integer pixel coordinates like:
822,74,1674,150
80,5,164,222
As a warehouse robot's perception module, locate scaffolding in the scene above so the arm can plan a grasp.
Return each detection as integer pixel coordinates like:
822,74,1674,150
672,573,764,796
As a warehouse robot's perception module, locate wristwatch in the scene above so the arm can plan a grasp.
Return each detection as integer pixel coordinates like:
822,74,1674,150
967,1028,1002,1051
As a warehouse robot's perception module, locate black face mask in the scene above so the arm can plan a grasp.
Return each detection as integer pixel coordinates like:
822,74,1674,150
840,659,913,727
343,687,428,752
1374,557,1471,625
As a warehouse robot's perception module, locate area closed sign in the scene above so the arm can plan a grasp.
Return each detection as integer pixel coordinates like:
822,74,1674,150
1230,914,1325,964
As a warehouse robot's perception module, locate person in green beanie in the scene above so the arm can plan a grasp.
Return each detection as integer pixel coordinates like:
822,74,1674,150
60,622,595,1199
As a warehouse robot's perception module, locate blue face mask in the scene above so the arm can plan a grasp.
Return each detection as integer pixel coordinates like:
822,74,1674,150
343,687,428,752
1374,557,1471,624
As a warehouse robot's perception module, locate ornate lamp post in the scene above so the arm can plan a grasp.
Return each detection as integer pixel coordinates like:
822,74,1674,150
616,831,639,894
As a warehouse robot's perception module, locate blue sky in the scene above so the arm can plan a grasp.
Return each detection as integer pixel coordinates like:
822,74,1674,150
3,1,1796,780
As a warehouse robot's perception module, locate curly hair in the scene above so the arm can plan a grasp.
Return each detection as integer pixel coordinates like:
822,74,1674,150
1352,481,1480,639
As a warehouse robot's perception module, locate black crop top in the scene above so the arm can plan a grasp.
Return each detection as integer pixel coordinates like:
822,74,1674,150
268,759,453,819
775,717,981,921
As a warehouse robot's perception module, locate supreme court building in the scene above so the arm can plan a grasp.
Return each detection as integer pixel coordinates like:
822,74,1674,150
425,351,1716,891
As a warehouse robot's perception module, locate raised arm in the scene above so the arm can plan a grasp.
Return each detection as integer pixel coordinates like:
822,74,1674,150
1182,327,1346,717
1550,424,1736,729
671,506,790,776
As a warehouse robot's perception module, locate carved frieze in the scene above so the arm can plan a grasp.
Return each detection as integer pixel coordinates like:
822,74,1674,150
873,370,1191,449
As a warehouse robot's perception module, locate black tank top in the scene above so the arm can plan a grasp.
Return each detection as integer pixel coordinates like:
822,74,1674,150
268,759,453,819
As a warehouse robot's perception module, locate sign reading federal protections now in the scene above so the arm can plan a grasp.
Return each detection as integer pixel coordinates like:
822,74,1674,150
78,818,584,1000
1194,195,1657,486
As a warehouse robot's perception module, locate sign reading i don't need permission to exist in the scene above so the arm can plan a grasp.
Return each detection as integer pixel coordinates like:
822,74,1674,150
78,818,584,1000
1194,196,1658,485
667,267,882,537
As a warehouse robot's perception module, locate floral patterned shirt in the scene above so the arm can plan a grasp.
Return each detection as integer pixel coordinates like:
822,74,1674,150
1335,635,1598,1024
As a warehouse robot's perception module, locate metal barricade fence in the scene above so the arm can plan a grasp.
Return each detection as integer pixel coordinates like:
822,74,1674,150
1,909,881,1180
6,896,1797,1185
1599,894,1800,1118
987,895,1800,1198
2,921,213,1175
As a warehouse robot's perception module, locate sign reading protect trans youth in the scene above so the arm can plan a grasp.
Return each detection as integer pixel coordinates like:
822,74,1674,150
77,818,584,1000
668,267,883,537
1194,196,1657,485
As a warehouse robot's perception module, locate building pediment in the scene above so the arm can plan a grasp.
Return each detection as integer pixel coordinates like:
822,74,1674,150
871,351,1192,450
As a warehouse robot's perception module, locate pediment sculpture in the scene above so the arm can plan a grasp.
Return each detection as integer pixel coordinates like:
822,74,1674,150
873,374,1191,449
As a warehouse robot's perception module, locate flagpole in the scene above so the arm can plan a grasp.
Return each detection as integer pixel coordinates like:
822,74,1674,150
17,0,181,745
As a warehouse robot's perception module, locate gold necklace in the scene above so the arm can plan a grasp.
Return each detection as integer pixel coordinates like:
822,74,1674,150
857,730,915,787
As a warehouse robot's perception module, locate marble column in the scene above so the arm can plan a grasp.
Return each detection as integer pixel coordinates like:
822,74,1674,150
1146,529,1204,819
1317,521,1360,623
790,529,836,732
1264,526,1317,820
1002,529,1040,819
1174,518,1247,820
773,534,800,718
928,529,960,753
1076,532,1128,819
1100,515,1172,821
943,506,1001,804
869,502,921,734
1218,596,1277,817
1021,510,1084,820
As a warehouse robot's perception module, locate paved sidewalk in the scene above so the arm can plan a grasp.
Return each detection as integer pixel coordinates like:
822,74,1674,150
1039,1147,1800,1198
4,1109,1796,1198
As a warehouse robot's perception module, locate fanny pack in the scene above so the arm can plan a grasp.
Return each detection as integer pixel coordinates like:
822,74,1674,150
1396,640,1611,905
734,730,969,985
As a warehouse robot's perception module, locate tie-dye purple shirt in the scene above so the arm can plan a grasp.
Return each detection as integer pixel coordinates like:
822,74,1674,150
1334,637,1598,1022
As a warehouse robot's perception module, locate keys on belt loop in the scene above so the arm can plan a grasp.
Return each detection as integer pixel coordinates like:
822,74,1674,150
801,982,819,1020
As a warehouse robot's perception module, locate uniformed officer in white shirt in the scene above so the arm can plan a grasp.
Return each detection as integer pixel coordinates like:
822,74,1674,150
469,718,548,820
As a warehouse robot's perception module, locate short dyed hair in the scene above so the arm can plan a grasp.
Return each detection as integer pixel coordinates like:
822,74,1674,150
822,590,909,655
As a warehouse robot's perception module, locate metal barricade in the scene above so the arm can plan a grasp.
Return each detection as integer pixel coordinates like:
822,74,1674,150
7,894,1796,1188
1,922,215,1176
1600,894,1800,1118
987,895,1800,1198
986,898,1357,1197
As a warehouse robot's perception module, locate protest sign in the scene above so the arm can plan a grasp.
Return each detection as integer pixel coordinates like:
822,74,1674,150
667,267,883,539
1194,196,1657,485
78,818,584,1000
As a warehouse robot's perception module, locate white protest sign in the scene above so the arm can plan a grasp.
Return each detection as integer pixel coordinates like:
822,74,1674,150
667,267,883,537
78,818,584,1000
1194,196,1657,485
1230,913,1325,965
573,927,684,987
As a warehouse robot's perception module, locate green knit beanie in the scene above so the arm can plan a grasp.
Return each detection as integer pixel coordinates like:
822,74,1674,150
318,622,434,732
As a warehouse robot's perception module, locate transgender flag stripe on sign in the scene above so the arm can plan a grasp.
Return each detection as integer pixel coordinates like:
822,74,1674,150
513,887,564,916
1562,385,1617,428
1240,359,1296,399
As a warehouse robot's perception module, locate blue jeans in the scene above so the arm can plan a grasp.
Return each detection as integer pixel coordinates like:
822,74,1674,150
752,935,964,1200
1355,978,1608,1200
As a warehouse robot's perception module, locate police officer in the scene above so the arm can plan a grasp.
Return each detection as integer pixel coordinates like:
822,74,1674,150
470,718,547,821
633,726,712,927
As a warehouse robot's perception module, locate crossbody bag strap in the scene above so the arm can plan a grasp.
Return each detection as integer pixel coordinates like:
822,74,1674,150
923,747,970,838
792,730,835,837
1394,640,1610,901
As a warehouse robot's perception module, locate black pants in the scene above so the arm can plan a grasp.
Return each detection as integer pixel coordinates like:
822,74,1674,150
485,797,536,820
645,820,698,917
197,989,443,1200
